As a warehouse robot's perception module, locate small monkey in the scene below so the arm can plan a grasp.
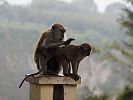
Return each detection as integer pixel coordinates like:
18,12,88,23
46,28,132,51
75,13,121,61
39,43,91,80
53,43,91,80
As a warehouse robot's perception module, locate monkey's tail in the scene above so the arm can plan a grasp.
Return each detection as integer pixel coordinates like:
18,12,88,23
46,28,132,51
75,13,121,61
19,56,52,88
19,68,42,88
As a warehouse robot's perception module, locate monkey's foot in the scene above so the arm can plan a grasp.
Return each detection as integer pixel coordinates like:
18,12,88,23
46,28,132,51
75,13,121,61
71,74,81,81
42,72,58,75
63,73,73,76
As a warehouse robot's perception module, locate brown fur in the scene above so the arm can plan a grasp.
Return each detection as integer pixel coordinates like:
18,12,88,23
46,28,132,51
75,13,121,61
19,24,75,88
34,23,66,70
54,43,91,80
19,43,90,88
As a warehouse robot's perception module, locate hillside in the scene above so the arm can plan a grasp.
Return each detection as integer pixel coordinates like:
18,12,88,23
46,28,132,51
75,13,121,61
0,0,133,100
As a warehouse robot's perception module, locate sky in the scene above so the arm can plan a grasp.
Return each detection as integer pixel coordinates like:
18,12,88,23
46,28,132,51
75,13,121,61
94,0,124,12
5,0,125,13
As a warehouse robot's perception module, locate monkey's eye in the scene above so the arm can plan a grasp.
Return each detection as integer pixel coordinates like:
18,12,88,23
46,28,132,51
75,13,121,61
60,29,65,33
87,49,91,52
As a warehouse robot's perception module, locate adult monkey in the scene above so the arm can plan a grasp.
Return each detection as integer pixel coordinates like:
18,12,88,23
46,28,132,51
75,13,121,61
34,23,74,74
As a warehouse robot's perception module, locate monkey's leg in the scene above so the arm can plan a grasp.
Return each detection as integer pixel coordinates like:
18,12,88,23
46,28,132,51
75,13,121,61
71,61,78,75
39,55,47,74
34,48,40,70
47,56,61,75
62,60,69,76
67,62,73,76
68,63,71,74
71,61,80,81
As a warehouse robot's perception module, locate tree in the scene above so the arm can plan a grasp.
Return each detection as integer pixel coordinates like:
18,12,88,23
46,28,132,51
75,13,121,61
119,0,133,36
116,86,133,100
116,0,133,69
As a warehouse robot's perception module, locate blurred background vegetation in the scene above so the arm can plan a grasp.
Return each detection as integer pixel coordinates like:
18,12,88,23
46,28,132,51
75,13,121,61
0,0,133,100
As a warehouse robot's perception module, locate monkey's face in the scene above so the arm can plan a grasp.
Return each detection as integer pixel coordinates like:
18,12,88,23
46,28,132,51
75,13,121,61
80,43,91,56
52,23,66,40
52,23,66,34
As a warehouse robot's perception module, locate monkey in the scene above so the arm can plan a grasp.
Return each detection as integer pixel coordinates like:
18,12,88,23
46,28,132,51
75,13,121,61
34,23,74,74
19,38,75,88
54,43,91,81
34,23,66,71
40,43,91,81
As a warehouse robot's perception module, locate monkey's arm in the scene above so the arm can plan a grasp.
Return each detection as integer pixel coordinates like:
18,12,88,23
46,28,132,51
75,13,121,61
36,32,46,49
46,38,75,48
63,38,75,45
34,32,46,70
45,42,64,48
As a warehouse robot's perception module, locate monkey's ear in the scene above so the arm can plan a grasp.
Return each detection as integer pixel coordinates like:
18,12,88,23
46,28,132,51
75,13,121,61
52,25,56,30
52,23,58,30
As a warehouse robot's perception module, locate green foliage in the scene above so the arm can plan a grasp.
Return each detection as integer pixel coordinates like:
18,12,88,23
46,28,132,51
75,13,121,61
91,46,101,54
107,40,132,60
0,0,122,36
0,18,46,31
0,0,132,100
102,40,133,67
82,86,133,100
119,0,133,36
108,41,121,50
116,86,133,100
118,0,133,66
83,94,108,100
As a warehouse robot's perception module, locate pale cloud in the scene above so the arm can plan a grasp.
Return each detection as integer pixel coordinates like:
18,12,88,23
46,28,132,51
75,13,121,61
5,0,124,13
5,0,32,5
59,0,73,3
94,0,124,13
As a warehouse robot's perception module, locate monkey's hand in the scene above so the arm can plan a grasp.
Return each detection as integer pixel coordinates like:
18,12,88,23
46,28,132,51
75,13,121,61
64,38,75,45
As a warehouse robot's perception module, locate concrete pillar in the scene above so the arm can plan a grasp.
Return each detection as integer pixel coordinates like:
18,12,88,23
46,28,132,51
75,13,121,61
26,75,81,100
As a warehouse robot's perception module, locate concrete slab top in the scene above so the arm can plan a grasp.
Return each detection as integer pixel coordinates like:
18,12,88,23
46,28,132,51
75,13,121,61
26,75,81,85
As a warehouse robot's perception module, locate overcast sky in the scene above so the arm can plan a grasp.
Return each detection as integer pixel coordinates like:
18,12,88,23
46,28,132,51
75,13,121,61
5,0,125,13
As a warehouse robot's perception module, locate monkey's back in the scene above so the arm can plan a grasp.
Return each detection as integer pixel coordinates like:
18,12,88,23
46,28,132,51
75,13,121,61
55,45,81,61
55,44,91,62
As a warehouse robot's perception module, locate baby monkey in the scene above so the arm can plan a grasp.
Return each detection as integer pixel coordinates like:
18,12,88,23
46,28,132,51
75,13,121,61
54,43,91,81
